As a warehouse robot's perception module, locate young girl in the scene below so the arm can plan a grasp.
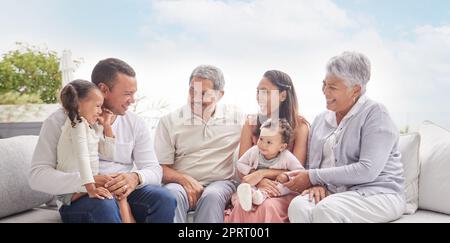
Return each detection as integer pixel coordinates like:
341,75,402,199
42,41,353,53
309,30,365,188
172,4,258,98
236,119,304,212
56,79,135,223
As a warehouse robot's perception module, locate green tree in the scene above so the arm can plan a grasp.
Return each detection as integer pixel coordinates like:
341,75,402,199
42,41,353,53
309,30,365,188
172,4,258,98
0,42,62,104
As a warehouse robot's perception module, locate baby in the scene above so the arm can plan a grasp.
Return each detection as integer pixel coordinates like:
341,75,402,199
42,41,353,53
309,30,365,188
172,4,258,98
236,118,304,211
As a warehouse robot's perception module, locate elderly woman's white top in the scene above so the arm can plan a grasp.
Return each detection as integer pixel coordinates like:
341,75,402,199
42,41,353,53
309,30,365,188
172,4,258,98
307,95,405,197
320,132,347,194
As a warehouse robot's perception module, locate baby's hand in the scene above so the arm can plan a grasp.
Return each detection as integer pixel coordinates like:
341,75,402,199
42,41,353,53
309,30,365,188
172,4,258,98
276,173,290,183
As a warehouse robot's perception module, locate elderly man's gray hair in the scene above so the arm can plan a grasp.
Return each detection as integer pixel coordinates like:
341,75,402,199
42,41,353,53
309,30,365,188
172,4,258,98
189,65,225,91
326,51,371,94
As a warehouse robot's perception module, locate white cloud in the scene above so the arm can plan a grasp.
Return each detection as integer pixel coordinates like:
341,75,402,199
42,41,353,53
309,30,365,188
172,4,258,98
384,24,450,128
138,0,358,117
135,0,450,128
1,0,449,128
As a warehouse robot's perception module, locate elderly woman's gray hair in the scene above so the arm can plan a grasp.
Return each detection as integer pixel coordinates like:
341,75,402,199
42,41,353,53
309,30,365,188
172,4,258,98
326,52,371,95
189,65,225,91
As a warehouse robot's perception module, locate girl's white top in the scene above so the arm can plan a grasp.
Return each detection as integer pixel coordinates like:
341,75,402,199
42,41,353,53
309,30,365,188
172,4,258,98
56,117,115,188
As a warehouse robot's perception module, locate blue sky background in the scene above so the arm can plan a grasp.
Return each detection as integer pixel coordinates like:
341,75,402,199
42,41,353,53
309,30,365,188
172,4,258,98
1,0,449,129
335,0,450,35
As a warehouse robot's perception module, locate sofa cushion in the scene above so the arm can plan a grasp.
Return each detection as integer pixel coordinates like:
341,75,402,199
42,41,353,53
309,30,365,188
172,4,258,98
0,136,54,219
418,121,450,214
393,210,450,223
0,206,61,223
399,133,420,214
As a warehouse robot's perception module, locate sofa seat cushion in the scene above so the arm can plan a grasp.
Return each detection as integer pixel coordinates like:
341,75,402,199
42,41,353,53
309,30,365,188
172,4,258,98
0,206,61,223
0,136,54,219
393,210,450,223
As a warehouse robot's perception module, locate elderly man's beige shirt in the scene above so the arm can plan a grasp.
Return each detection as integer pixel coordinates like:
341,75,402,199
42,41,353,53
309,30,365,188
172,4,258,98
155,104,243,186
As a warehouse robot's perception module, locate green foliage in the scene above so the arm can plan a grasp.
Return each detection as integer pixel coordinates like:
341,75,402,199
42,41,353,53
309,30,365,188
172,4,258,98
0,91,43,105
0,42,62,104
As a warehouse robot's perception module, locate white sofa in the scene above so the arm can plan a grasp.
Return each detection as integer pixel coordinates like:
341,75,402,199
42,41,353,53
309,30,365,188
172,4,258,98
393,121,450,223
1,121,449,223
0,135,61,223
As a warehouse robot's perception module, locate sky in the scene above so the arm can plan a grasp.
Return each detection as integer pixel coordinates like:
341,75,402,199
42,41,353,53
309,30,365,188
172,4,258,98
1,0,450,129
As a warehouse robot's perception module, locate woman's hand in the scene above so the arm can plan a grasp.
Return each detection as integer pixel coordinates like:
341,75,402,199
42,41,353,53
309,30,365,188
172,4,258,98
275,173,290,183
242,171,264,186
302,186,329,204
256,178,281,197
284,170,312,193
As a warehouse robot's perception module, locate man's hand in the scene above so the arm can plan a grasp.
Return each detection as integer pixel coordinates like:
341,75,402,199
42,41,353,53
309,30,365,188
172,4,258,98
180,175,204,210
94,174,114,188
283,170,312,193
105,173,139,200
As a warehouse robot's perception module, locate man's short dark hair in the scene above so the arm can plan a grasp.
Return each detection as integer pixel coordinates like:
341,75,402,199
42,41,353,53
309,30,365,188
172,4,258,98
91,58,136,88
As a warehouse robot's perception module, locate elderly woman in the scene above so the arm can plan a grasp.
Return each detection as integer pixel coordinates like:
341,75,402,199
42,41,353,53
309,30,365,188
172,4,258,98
286,52,406,223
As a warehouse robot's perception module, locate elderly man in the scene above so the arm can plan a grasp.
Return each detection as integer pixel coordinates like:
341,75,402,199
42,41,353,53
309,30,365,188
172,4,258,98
29,58,176,223
286,52,406,223
155,65,242,223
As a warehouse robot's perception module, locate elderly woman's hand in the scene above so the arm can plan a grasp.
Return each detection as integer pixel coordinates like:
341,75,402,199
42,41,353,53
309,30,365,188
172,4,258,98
284,170,312,193
302,186,329,204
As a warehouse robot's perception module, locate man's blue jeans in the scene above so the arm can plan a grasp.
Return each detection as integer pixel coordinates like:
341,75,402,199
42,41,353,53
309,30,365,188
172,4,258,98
59,185,176,223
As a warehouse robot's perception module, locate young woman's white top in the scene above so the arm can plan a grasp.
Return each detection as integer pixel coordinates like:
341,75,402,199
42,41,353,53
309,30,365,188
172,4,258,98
56,117,115,187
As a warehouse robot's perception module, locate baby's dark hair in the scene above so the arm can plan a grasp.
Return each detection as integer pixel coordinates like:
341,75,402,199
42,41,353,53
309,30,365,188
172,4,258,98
260,118,294,144
60,80,99,127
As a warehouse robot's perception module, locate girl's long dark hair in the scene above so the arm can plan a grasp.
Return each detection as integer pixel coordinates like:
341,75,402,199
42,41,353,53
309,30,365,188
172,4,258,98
254,70,301,138
60,79,98,127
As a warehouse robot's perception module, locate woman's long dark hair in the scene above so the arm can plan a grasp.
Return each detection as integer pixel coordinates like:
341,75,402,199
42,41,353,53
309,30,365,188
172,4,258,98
60,79,98,127
254,70,300,138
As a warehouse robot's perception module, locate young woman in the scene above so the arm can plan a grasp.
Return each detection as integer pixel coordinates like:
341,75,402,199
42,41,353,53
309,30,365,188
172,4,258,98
225,70,309,223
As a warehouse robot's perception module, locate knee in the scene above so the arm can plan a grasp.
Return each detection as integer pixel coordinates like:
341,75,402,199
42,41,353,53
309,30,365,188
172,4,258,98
153,187,177,209
92,198,119,212
311,203,341,223
165,184,186,205
170,190,187,209
90,199,121,222
288,196,311,223
200,192,227,206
